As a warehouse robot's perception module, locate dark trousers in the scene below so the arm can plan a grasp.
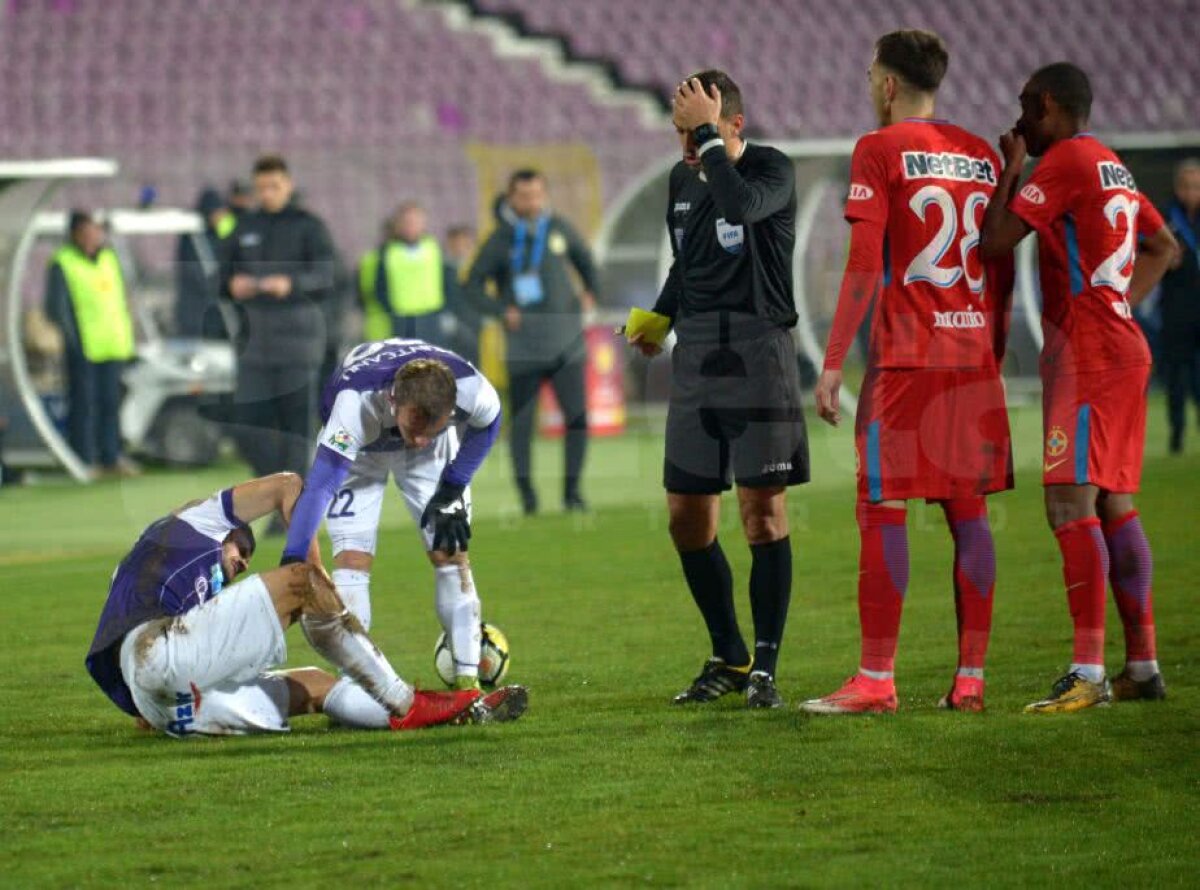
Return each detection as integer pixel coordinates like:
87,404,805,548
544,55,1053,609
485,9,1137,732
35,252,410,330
1163,347,1200,450
233,364,320,477
65,354,122,466
507,355,588,502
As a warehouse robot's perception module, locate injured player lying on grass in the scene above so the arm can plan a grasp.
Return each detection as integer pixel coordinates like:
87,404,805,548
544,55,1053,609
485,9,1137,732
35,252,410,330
84,472,527,737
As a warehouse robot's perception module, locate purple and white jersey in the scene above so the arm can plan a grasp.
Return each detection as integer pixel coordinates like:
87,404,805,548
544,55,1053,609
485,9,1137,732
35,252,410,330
85,489,245,716
318,339,501,462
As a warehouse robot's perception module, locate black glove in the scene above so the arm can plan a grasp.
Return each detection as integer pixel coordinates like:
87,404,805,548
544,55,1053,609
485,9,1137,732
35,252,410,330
420,482,470,555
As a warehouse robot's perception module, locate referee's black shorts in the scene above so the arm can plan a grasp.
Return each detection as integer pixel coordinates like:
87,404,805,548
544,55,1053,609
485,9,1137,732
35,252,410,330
664,313,810,494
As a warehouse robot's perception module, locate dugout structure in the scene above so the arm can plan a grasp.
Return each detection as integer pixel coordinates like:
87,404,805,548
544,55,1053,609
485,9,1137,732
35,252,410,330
0,159,118,482
595,135,1200,411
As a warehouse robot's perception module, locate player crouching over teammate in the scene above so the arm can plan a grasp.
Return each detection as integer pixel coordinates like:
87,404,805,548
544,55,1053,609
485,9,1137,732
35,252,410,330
281,339,506,714
980,63,1177,712
802,30,1014,715
84,473,526,737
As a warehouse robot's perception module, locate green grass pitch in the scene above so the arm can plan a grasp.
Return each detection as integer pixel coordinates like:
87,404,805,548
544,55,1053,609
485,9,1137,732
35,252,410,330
1,400,1196,887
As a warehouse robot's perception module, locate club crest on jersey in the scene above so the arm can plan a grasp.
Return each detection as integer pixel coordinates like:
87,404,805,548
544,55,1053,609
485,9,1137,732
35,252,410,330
1046,426,1068,457
715,217,745,254
1020,183,1046,205
902,151,996,185
327,429,353,453
848,182,874,201
1097,161,1136,191
933,310,986,329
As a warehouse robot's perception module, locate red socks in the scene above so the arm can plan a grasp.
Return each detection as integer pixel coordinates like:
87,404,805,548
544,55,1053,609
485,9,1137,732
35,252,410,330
857,502,909,678
1103,511,1157,665
941,498,996,676
1054,517,1109,670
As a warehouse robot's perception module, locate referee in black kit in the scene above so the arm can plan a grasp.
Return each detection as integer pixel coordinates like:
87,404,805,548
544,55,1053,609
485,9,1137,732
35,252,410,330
629,70,807,709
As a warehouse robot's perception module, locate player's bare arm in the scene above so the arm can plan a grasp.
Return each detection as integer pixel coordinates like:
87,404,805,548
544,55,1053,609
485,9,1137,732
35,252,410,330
980,131,1032,258
1128,225,1179,306
229,472,303,525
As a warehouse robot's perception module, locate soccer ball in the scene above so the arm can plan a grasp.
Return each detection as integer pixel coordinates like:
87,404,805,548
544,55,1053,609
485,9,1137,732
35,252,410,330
434,622,510,689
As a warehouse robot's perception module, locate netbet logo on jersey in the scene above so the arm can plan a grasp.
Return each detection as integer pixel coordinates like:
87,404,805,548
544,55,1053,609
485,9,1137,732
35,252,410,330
1097,161,1136,192
902,151,997,185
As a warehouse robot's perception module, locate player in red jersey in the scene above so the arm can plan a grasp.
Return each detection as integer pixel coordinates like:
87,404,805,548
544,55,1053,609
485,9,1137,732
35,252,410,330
981,63,1178,713
800,30,1014,716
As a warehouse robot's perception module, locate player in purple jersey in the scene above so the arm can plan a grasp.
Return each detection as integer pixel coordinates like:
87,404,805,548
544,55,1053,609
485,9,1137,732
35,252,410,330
85,472,527,737
282,338,504,716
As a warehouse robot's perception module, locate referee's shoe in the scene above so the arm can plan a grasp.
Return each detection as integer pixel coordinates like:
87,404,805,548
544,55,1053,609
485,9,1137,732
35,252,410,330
672,658,750,704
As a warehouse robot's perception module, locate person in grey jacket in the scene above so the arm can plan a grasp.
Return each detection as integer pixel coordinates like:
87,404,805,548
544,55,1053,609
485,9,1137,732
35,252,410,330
220,154,337,481
463,170,598,514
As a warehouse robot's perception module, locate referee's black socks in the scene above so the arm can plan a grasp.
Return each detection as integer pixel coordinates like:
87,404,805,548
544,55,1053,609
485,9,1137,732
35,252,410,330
749,536,792,677
678,538,750,667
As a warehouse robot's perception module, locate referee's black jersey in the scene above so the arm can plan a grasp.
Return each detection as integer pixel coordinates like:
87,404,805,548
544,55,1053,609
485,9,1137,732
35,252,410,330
652,142,797,329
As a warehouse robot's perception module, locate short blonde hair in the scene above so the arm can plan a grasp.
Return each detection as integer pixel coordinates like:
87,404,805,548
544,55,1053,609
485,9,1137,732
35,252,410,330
391,359,456,421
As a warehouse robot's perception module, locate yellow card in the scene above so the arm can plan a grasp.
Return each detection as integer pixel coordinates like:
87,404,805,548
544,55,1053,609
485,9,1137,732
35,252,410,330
623,307,671,345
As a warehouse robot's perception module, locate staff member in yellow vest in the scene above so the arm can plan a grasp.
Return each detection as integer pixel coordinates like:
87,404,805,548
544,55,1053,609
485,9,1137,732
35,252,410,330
45,211,138,477
357,202,446,345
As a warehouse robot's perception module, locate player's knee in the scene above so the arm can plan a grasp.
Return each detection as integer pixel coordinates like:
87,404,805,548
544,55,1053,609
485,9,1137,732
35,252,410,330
742,512,788,545
295,565,343,615
738,495,787,544
668,512,714,552
1043,489,1090,529
335,550,374,572
427,549,469,568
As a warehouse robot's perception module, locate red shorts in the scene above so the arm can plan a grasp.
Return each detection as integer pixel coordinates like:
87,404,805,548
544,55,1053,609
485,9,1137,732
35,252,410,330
1041,364,1149,492
855,367,1012,502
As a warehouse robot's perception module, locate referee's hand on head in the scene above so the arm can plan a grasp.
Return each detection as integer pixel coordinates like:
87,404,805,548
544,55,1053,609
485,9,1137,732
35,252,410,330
815,369,843,426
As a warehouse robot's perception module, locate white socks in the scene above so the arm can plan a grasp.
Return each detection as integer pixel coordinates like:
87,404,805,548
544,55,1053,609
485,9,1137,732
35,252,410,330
1070,663,1106,684
434,563,482,680
332,568,372,631
1125,660,1159,682
323,676,395,728
300,611,413,716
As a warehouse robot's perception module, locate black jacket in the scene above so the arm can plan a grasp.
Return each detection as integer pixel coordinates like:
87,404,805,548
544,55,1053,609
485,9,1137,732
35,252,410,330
1161,201,1200,355
463,212,598,365
219,201,337,368
653,142,797,334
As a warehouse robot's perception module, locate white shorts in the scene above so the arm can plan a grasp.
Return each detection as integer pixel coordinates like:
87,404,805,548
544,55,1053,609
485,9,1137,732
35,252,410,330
327,427,472,556
119,574,290,738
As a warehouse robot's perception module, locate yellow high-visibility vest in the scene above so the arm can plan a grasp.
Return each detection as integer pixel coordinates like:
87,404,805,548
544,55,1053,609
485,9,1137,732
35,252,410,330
53,245,135,362
214,213,237,240
357,250,393,342
358,238,445,336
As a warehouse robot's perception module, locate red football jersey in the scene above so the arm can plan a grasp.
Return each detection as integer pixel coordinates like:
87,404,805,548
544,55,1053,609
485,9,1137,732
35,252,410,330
845,119,1003,369
1009,134,1164,375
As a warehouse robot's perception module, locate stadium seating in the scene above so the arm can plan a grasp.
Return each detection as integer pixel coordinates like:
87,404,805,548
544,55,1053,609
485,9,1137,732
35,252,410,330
475,0,1199,138
2,0,1194,271
0,0,665,259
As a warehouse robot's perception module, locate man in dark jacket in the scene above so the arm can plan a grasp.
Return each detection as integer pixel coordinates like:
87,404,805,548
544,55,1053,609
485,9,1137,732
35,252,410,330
1161,159,1200,453
220,154,337,481
463,170,598,514
176,187,235,339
